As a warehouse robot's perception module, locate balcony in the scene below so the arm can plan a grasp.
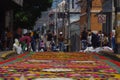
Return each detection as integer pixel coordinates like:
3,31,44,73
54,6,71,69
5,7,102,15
12,0,23,6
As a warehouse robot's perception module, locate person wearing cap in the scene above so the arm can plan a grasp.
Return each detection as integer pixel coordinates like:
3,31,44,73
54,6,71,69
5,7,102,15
58,32,64,51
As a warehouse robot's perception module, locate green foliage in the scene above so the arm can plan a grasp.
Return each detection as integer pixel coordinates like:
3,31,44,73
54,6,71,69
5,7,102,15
14,0,53,29
15,12,28,22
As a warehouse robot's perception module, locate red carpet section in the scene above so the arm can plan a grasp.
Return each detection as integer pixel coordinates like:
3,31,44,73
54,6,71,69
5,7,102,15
0,52,120,80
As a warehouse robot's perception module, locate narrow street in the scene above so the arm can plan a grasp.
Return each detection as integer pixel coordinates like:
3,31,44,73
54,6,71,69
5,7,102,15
0,52,120,79
0,0,120,79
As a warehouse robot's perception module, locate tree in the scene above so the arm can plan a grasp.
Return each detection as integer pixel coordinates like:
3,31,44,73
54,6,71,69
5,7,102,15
14,0,52,30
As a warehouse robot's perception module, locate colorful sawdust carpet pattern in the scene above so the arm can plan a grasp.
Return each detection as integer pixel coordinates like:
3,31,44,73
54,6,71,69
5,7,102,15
0,52,120,80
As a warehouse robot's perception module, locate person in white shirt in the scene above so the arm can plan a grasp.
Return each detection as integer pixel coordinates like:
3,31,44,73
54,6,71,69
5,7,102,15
13,39,22,54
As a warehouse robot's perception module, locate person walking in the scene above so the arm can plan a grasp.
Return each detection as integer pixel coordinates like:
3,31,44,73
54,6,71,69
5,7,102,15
58,32,64,51
81,27,88,50
111,30,116,53
6,29,13,50
103,33,109,46
40,40,45,52
91,32,98,48
87,32,92,47
98,31,104,47
46,30,53,51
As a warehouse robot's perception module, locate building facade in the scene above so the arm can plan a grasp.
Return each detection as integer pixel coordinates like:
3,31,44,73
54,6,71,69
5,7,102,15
114,0,120,53
91,0,102,32
50,0,81,51
0,0,23,32
80,0,103,33
79,0,87,31
101,0,112,35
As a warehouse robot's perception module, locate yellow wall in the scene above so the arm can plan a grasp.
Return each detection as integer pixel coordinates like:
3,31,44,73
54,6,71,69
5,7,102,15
90,0,102,32
91,0,102,11
91,13,102,31
80,1,87,30
80,0,103,32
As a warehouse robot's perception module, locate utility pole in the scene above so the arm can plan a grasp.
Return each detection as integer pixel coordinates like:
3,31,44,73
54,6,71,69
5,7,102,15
66,0,71,52
55,0,58,44
55,0,58,34
87,0,92,30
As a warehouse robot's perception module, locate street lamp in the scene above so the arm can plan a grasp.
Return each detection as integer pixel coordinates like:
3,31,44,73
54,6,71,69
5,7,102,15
58,0,66,33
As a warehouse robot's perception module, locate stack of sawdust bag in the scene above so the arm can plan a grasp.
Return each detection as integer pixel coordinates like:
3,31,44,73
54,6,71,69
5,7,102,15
83,46,113,54
100,46,114,54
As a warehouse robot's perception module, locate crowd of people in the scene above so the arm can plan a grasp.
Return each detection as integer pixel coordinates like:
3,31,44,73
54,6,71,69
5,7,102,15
0,29,13,51
0,27,116,54
12,29,66,54
80,27,116,53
